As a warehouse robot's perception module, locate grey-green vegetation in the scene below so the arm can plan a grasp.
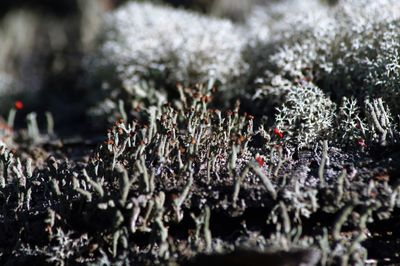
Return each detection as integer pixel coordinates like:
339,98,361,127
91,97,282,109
1,0,400,265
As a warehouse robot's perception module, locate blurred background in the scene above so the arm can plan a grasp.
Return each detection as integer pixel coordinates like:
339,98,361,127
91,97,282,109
0,0,120,136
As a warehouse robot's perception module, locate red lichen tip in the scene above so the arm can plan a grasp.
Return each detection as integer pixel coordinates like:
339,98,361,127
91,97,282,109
255,155,265,167
273,128,283,139
15,100,24,110
357,138,367,147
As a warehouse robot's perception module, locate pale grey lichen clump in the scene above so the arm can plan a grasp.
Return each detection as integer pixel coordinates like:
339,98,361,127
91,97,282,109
253,0,400,113
275,83,336,149
246,0,329,44
243,0,331,85
87,0,400,144
86,1,253,124
94,2,248,89
274,85,398,149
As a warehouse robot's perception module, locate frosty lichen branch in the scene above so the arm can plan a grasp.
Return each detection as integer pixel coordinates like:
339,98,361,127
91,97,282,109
275,83,336,149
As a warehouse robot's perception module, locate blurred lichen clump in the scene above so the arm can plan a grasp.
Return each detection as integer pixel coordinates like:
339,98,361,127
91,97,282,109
86,1,251,123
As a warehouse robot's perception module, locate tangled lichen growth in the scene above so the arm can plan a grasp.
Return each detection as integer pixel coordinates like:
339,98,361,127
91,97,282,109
2,0,400,265
275,83,336,149
2,82,400,265
252,0,400,114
